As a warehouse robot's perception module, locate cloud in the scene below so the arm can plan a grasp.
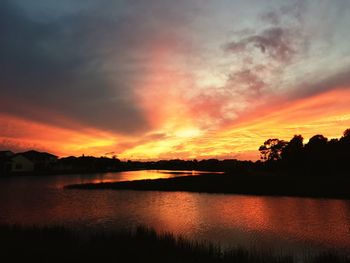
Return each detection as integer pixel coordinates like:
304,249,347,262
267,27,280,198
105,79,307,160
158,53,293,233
1,0,350,159
0,112,118,156
288,68,350,100
0,0,198,134
227,67,266,97
199,1,310,128
224,27,297,63
187,0,350,134
224,0,307,65
187,18,302,130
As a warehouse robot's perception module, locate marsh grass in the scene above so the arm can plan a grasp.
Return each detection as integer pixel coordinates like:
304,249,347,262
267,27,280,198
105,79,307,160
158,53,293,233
0,225,349,263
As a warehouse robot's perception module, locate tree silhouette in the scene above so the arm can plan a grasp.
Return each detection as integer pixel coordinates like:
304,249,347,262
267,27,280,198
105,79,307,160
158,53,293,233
258,129,350,175
307,134,328,147
305,135,328,163
259,138,287,161
343,128,350,138
280,135,304,170
281,135,303,160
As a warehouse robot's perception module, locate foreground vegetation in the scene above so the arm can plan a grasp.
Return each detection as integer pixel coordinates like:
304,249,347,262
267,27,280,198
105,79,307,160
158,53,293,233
66,173,350,199
0,225,349,263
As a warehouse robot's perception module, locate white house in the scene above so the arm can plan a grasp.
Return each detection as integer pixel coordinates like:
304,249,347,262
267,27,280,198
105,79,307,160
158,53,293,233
11,155,35,172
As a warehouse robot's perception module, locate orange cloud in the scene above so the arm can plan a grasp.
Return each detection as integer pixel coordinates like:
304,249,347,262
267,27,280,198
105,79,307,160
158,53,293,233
0,113,118,157
1,87,350,160
194,88,350,160
118,88,350,160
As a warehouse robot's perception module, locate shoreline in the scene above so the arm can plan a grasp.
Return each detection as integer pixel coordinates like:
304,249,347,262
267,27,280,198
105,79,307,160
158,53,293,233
65,173,350,200
0,168,225,177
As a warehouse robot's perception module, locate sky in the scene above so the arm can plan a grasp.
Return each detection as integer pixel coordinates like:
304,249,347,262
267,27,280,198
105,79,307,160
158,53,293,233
1,0,350,160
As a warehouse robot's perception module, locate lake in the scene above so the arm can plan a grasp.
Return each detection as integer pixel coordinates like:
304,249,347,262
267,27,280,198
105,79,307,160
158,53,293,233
0,170,349,256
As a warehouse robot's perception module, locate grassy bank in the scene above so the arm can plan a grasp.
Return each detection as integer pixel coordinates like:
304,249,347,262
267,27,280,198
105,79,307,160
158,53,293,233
0,225,349,263
66,173,350,199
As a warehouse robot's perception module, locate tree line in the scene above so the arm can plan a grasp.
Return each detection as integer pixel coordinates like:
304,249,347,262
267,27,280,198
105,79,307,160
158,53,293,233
258,128,350,175
1,128,349,176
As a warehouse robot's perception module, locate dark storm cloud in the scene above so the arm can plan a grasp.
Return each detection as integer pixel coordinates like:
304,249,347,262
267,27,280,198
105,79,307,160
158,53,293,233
0,0,196,134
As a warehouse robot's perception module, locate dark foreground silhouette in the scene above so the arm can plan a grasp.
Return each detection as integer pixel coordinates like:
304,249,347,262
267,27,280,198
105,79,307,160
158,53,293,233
66,173,350,199
0,225,349,263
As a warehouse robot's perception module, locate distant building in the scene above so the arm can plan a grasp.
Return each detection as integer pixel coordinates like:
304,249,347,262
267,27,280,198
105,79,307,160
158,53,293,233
11,155,35,173
0,150,58,174
18,150,58,170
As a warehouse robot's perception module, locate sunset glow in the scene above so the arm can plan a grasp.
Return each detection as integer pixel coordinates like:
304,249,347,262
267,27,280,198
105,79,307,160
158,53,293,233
1,0,350,160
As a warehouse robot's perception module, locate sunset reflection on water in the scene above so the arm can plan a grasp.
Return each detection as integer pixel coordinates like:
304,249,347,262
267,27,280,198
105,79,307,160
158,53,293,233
88,170,223,184
0,171,349,254
47,170,222,188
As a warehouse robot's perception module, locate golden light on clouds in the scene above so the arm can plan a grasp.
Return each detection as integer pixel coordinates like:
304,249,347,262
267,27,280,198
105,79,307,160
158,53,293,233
2,1,350,160
0,114,117,157
2,87,350,160
119,88,350,160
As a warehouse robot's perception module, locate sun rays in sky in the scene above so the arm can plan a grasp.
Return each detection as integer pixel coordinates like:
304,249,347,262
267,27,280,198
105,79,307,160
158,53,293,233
1,0,350,160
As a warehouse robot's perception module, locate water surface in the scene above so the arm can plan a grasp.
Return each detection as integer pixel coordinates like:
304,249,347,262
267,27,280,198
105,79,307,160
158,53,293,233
0,170,349,255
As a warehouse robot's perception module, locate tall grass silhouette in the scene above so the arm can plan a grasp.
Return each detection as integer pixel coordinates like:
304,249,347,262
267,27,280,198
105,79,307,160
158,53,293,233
0,225,349,263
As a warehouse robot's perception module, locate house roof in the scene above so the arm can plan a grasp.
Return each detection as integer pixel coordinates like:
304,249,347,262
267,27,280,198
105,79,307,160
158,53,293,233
12,154,34,164
17,150,58,162
0,151,14,158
